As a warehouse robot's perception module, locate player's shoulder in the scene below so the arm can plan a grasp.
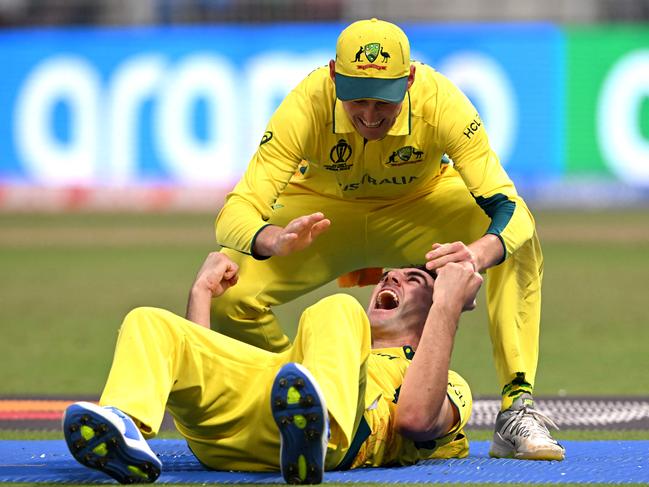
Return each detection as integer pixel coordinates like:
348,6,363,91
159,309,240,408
410,62,466,126
411,62,443,90
291,65,335,113
409,62,446,123
295,65,334,96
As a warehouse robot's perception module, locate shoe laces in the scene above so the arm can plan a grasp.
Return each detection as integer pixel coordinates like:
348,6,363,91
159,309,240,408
501,405,560,441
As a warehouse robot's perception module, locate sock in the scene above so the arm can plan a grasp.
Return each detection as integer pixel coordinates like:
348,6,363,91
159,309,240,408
500,372,533,411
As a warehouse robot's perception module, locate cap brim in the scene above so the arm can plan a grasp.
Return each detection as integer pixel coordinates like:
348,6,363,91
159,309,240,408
335,74,408,103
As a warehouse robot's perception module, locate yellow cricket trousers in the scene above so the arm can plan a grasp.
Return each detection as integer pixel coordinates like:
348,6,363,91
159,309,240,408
214,169,543,408
99,294,370,471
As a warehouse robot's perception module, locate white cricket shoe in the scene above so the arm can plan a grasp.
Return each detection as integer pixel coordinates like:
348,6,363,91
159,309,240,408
489,393,565,461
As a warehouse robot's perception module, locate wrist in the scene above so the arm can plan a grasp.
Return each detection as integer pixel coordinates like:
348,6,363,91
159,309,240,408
431,299,463,324
469,234,503,272
251,224,279,259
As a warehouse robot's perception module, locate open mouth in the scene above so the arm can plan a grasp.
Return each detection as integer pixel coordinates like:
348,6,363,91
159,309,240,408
359,118,383,128
375,289,399,310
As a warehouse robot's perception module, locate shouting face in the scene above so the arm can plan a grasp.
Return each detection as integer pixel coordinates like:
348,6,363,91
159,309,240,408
367,267,435,334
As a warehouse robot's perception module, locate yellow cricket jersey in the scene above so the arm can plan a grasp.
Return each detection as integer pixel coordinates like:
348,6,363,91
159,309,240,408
216,62,534,260
344,346,471,469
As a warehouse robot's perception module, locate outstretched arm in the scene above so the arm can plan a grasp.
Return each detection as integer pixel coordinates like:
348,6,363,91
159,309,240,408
395,262,483,441
252,212,331,258
186,252,239,328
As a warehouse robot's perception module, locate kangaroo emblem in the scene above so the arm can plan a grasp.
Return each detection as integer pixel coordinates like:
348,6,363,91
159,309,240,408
353,46,364,62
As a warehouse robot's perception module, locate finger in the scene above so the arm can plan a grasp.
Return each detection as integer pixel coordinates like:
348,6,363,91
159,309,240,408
286,213,319,233
307,211,325,221
426,248,469,269
296,212,325,229
426,254,459,270
427,248,475,267
223,266,238,280
425,242,455,260
310,219,331,238
463,298,477,312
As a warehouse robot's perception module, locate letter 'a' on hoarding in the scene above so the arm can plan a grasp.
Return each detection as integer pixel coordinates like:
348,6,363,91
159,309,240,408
597,50,649,186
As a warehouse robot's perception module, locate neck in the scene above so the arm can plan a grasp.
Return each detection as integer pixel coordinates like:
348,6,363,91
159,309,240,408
371,331,421,350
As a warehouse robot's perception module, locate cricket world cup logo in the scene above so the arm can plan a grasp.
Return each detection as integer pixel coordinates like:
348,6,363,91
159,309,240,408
324,139,353,171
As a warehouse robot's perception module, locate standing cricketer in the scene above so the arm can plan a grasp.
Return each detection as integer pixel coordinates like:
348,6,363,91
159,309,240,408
211,18,563,460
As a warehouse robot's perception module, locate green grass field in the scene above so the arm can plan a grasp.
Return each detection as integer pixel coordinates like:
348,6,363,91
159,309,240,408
0,210,648,484
1,209,648,397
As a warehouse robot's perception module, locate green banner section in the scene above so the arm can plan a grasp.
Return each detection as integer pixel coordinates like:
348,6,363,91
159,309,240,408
566,26,649,184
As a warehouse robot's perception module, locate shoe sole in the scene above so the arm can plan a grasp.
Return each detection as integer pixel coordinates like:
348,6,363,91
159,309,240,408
271,363,328,484
63,403,161,484
489,441,565,461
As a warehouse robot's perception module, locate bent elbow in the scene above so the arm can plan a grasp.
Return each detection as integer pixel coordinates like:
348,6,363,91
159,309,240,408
395,409,445,442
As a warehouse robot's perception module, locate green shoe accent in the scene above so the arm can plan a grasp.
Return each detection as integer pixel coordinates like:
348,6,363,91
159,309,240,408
297,455,307,481
127,465,149,480
293,414,306,429
92,442,108,457
80,425,95,441
287,386,301,405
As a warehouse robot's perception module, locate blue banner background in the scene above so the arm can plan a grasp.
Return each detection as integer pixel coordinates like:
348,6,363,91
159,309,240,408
0,24,562,187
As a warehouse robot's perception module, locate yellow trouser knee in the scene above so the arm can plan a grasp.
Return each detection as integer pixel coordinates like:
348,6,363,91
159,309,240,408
100,297,371,471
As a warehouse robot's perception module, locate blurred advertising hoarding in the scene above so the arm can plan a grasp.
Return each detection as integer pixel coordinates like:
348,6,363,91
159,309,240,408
0,24,647,210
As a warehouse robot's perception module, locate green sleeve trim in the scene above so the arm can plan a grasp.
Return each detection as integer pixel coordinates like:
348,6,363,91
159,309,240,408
250,224,273,261
473,193,514,263
489,233,507,264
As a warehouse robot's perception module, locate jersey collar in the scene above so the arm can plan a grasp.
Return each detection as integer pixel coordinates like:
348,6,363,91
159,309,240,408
371,345,416,360
332,92,412,137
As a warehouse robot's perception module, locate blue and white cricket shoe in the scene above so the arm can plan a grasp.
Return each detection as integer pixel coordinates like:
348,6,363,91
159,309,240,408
271,363,329,484
63,401,162,483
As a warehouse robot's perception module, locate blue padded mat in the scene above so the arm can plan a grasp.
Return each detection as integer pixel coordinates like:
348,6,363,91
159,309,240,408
1,440,648,483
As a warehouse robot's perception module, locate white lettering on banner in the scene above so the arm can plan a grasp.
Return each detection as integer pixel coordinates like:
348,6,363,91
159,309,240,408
107,55,166,184
439,52,517,166
245,52,328,162
598,49,649,186
156,54,238,183
12,52,323,187
15,56,100,184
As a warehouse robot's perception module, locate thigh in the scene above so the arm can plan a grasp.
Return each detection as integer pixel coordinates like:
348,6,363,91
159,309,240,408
168,321,281,426
367,170,490,266
223,189,374,304
168,323,287,469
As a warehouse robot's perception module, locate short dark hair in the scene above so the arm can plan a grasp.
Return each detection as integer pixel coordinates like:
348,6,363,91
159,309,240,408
381,265,437,281
411,264,437,280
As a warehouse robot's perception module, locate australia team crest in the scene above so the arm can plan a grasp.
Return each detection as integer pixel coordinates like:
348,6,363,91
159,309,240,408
386,146,425,166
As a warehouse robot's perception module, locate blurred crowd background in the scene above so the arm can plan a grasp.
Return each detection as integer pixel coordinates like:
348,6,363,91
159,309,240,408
1,0,649,25
1,0,648,211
